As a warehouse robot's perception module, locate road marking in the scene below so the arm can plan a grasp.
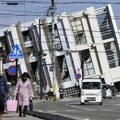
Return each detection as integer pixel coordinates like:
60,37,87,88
47,110,57,112
114,104,120,106
85,108,96,111
67,104,96,111
65,110,76,112
38,110,43,112
101,109,113,111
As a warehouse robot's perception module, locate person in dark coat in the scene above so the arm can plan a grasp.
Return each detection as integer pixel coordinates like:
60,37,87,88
59,86,64,99
0,75,9,119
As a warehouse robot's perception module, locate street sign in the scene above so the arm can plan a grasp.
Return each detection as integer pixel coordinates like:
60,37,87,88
8,53,16,62
10,44,24,59
76,73,81,79
8,66,16,75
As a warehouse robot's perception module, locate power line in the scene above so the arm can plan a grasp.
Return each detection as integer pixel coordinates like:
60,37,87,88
0,8,46,14
55,1,120,5
1,1,120,5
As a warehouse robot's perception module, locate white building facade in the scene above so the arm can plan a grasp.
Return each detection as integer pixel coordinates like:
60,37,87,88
0,4,120,97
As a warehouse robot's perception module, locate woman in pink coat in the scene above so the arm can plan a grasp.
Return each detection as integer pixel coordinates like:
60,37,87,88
14,72,33,117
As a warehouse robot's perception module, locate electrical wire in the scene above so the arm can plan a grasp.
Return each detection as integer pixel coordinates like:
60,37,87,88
1,1,120,5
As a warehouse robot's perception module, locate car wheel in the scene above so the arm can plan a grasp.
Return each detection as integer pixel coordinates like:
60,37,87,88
103,96,106,99
81,102,85,105
99,101,103,105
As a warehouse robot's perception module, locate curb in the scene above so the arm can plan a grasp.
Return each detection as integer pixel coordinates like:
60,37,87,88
27,110,78,120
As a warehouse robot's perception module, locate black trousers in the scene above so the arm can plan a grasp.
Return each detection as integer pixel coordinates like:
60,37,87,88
0,95,4,112
19,105,28,117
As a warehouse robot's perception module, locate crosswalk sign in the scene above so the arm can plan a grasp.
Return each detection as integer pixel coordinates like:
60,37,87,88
10,44,24,59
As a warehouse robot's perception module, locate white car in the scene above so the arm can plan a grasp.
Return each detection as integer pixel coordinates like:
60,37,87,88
80,78,103,105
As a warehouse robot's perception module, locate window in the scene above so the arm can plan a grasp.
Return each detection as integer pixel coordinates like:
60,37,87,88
22,30,32,42
26,46,36,57
96,10,113,40
70,18,87,44
104,42,120,68
48,24,62,51
0,36,11,63
57,55,71,82
82,82,101,89
84,57,95,76
79,49,95,77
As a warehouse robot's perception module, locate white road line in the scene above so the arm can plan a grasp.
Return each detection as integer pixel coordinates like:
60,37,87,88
85,108,96,111
114,104,120,106
65,110,77,112
101,109,113,111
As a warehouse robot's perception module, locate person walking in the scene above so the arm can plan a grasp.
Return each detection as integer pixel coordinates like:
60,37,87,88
59,86,64,99
14,72,33,117
0,74,9,119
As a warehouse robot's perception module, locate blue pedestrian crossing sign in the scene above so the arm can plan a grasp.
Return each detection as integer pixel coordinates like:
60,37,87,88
10,44,24,59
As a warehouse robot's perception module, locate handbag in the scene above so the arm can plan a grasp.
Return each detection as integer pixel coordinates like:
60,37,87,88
29,99,33,111
6,97,18,112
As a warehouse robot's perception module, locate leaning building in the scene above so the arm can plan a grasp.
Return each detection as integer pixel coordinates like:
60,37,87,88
0,4,120,97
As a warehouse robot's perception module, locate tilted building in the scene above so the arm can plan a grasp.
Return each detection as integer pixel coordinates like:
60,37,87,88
0,4,120,97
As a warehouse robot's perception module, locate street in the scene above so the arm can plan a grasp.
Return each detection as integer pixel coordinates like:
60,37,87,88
32,97,120,120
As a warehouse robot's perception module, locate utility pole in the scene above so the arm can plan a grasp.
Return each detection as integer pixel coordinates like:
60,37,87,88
39,19,43,100
47,0,56,101
81,51,84,80
51,0,57,101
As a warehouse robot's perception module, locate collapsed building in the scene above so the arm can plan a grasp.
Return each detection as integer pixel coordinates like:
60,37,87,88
0,4,120,97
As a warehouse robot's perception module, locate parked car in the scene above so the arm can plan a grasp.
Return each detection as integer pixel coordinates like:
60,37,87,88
102,84,112,99
80,78,103,105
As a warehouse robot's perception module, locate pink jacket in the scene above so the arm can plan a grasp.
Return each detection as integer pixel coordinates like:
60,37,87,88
14,78,33,106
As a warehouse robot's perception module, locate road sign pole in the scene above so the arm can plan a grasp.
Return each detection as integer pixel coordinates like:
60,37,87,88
15,59,18,84
9,44,24,84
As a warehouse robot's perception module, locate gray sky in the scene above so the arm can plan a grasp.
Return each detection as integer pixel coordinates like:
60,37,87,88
0,0,120,28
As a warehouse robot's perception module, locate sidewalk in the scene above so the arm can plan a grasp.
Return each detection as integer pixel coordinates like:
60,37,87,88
2,96,79,120
2,112,44,120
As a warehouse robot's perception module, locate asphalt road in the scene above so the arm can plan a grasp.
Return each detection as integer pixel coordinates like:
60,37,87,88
33,97,120,120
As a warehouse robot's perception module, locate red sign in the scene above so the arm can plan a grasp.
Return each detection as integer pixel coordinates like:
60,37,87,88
8,53,16,62
8,66,16,75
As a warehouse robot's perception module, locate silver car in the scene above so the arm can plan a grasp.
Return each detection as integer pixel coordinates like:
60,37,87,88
102,84,112,99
